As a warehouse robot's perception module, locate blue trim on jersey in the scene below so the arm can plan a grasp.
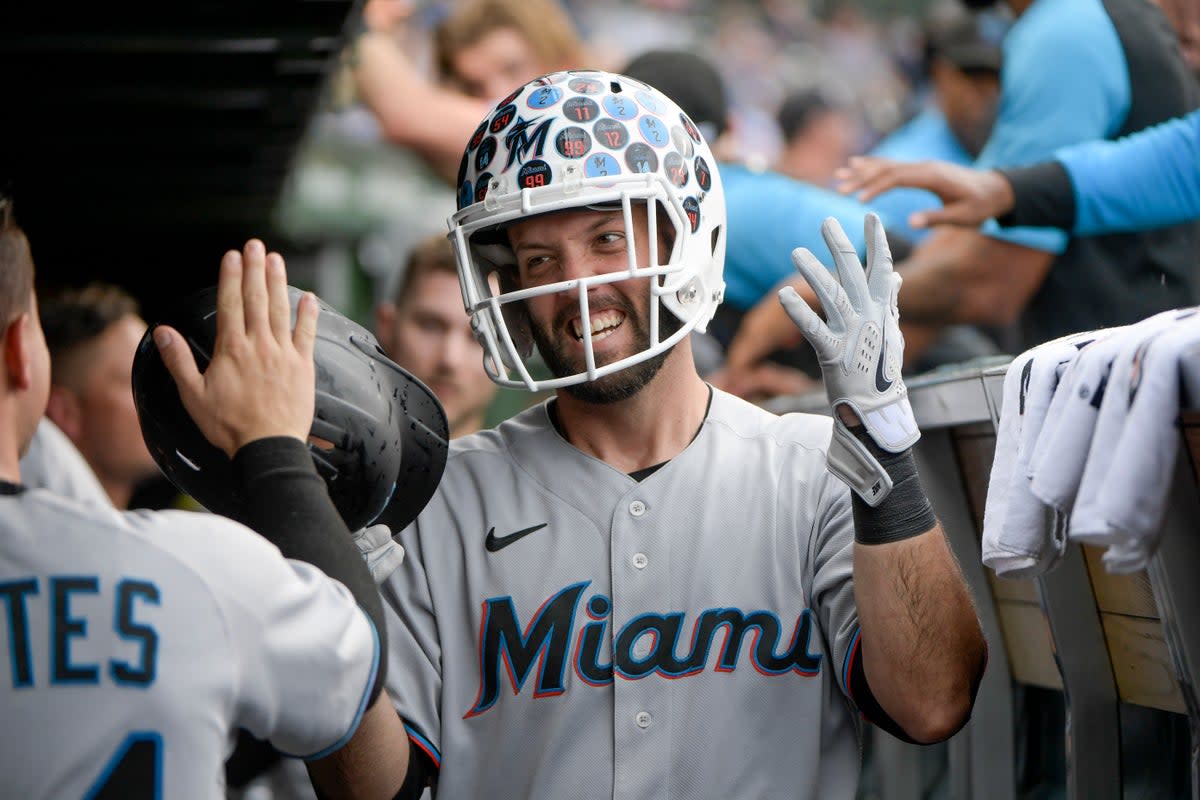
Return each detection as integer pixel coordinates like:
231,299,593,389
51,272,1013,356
83,730,163,800
975,0,1130,253
1057,108,1200,235
721,162,874,310
868,107,973,243
296,607,381,762
404,722,442,768
842,625,862,702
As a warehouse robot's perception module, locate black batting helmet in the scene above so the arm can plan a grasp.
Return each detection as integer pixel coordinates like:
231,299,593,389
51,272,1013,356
132,285,449,532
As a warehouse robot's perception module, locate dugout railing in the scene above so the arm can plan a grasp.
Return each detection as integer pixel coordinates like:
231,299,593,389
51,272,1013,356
770,356,1200,800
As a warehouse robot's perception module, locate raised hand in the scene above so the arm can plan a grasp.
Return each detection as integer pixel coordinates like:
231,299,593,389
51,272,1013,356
779,213,919,504
835,156,1015,230
152,240,320,458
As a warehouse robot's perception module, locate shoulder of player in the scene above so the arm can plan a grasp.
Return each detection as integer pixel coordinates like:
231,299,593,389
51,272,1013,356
704,388,834,453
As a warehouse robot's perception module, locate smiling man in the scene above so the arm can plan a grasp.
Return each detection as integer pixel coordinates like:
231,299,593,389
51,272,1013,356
364,70,987,799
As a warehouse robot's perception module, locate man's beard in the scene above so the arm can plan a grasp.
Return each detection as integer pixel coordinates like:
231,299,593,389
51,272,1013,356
529,291,684,404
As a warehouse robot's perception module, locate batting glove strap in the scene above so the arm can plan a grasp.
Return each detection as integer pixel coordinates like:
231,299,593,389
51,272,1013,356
843,425,937,543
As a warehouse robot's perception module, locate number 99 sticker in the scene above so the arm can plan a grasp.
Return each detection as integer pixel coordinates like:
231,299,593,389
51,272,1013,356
555,127,592,159
518,160,552,189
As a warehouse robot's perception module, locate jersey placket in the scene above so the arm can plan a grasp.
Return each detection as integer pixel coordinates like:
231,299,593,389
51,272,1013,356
609,485,673,799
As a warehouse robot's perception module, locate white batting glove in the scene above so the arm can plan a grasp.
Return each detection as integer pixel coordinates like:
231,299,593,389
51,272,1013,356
353,523,405,584
780,213,919,506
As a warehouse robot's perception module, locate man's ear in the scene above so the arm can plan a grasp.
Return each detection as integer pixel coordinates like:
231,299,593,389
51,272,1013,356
3,312,33,391
375,302,397,355
44,385,83,442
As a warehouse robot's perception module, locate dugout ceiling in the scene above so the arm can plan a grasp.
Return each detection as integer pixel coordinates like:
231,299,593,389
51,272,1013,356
1,1,358,313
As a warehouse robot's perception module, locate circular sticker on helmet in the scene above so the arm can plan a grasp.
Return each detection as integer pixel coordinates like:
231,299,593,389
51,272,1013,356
671,126,694,158
474,137,498,172
584,153,620,178
490,104,517,133
665,152,689,187
457,180,473,210
518,159,552,189
568,77,605,94
498,86,523,107
527,86,563,109
556,126,592,159
683,196,701,232
635,90,668,114
602,95,638,120
639,116,670,148
625,142,658,174
681,113,702,143
694,156,712,192
593,118,629,150
563,96,599,124
469,120,488,151
474,172,493,203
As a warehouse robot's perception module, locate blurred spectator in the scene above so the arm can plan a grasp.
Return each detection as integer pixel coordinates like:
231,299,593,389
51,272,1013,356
433,0,587,101
774,88,864,189
375,232,497,439
748,0,1200,368
351,0,590,183
38,284,160,509
866,9,1004,243
842,107,1200,235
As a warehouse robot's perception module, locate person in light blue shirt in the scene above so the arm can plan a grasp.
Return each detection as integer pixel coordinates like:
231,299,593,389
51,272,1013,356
868,11,1004,243
838,107,1200,237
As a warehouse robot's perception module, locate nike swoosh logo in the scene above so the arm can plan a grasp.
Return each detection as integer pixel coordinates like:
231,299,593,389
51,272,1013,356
485,523,549,552
875,338,893,393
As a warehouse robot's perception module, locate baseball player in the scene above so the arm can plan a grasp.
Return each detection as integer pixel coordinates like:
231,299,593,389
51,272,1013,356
366,70,987,799
0,202,409,798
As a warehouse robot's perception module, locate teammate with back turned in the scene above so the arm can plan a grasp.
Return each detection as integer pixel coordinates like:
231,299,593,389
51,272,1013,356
0,196,422,798
372,69,987,799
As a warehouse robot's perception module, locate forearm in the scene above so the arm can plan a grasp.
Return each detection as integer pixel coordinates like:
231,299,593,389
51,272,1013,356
1055,110,1200,235
854,526,985,742
350,30,485,182
308,695,411,799
723,279,809,369
897,227,1052,327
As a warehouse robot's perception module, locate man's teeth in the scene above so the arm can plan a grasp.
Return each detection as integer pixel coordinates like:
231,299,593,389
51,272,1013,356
572,310,624,340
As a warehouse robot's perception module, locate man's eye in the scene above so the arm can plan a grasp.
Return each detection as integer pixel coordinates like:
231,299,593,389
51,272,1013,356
596,232,624,246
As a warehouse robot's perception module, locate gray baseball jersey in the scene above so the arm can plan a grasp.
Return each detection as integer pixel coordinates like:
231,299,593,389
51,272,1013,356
382,388,863,800
1,486,378,798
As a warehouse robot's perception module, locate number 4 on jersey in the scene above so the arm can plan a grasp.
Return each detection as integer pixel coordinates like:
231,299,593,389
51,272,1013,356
85,731,162,800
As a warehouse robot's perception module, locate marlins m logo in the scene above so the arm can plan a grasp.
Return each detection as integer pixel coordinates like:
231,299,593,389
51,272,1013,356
504,116,553,170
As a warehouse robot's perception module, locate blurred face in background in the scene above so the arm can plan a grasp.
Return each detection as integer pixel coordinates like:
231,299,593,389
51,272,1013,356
933,59,1000,158
46,313,158,506
775,107,861,188
447,25,550,102
376,269,497,439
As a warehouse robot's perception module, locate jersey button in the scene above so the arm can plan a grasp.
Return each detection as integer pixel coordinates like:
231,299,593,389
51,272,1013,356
635,711,652,728
629,500,646,516
632,553,648,569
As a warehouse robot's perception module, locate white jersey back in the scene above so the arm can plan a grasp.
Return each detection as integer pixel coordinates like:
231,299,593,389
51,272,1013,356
0,487,377,799
383,389,862,800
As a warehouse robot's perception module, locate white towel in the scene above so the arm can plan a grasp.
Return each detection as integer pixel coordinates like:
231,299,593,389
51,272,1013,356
1096,312,1200,573
1069,317,1190,547
981,331,1096,578
1029,309,1185,511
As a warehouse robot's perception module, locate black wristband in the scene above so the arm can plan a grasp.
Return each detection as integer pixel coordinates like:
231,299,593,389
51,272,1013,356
995,161,1076,230
846,425,937,545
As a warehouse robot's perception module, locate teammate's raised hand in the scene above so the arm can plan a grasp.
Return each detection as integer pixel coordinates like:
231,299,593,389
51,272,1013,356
152,239,320,458
834,156,1016,229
